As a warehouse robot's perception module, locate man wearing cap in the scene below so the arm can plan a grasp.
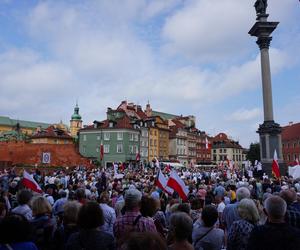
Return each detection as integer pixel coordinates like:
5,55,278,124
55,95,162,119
113,188,156,249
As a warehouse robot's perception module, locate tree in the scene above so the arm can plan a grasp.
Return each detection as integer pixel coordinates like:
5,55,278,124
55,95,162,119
247,143,260,165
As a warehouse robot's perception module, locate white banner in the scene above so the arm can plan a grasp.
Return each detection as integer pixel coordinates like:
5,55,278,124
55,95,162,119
42,152,51,164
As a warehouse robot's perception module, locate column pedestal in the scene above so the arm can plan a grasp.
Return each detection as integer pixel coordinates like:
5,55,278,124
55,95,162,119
257,121,285,175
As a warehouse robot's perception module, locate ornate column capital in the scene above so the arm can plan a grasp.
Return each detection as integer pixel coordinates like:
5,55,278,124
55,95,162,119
256,36,272,49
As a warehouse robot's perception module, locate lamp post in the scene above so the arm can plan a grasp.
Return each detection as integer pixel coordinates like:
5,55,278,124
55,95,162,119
249,0,284,175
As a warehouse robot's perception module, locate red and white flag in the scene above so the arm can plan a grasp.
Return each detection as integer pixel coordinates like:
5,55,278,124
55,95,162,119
294,158,300,166
205,137,211,150
100,142,104,161
272,150,281,178
167,170,189,201
155,170,174,195
136,152,140,161
22,170,43,193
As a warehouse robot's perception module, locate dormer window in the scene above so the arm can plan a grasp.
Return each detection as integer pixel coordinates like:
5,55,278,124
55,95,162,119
152,121,155,127
109,122,113,128
94,123,97,129
140,121,143,127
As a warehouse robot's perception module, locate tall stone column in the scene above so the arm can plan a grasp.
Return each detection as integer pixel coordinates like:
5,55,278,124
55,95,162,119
249,2,284,175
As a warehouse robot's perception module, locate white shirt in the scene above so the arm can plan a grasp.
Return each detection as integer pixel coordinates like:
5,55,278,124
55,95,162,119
217,201,226,213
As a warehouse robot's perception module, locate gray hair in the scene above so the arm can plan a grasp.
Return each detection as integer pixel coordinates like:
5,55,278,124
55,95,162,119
125,188,142,210
236,187,251,201
63,201,81,224
169,212,193,241
238,198,259,223
264,196,287,220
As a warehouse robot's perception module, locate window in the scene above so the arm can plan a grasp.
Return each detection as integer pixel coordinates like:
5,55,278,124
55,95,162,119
96,147,99,153
134,134,138,142
213,149,216,153
129,133,134,141
83,135,87,141
129,145,134,154
154,131,157,136
282,143,285,148
109,122,113,128
150,139,153,146
134,145,138,154
220,149,222,153
224,149,227,153
104,145,109,153
117,144,123,153
154,140,157,147
104,132,110,141
117,132,123,140
294,143,297,148
97,135,100,141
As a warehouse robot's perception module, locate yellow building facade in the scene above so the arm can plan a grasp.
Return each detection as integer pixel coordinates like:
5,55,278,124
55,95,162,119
148,126,159,161
0,116,50,136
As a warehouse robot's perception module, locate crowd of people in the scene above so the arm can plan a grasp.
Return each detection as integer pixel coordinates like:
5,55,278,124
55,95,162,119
1,164,300,250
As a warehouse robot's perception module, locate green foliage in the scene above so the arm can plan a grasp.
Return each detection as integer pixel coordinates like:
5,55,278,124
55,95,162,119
247,142,260,165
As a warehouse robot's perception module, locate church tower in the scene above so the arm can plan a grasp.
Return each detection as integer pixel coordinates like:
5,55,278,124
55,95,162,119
70,102,82,138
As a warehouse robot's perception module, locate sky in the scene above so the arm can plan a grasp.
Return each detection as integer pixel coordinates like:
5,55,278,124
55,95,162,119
0,0,299,148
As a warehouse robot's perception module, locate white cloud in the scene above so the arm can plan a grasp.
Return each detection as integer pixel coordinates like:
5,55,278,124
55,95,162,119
0,0,299,148
161,0,298,63
228,108,262,122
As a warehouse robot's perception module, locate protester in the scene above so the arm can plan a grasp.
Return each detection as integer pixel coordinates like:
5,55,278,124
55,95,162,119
30,196,56,250
168,212,193,250
113,188,157,249
0,214,38,250
53,201,81,250
66,201,114,250
99,191,116,236
192,205,224,250
280,189,300,229
247,196,300,250
123,232,167,250
11,189,33,220
227,198,259,250
222,187,251,232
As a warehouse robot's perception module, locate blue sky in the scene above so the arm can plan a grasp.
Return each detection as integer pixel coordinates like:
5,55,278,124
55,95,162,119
0,0,299,147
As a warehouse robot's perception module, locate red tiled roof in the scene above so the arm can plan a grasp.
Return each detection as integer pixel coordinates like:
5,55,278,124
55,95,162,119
171,119,185,129
282,122,300,141
31,126,72,140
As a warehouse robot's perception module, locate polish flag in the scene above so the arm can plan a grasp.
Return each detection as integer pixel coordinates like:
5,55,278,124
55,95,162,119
136,153,140,161
205,137,211,150
155,170,174,195
272,150,281,178
100,143,104,161
22,170,43,193
294,158,300,166
167,170,189,201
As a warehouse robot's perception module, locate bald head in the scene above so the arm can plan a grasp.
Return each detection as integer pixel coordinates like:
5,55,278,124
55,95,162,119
264,196,287,221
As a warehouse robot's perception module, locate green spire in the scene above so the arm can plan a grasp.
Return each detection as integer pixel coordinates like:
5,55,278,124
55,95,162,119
71,102,82,120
